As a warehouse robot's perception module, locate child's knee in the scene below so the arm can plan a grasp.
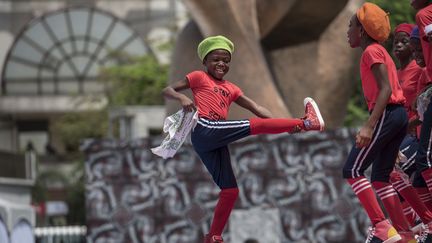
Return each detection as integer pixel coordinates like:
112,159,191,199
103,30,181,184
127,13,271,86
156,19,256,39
220,187,239,201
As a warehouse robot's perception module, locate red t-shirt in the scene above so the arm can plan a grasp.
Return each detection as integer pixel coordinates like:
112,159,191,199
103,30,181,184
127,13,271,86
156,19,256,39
398,60,423,119
416,68,431,137
416,5,432,79
417,67,432,93
360,43,406,111
186,70,243,120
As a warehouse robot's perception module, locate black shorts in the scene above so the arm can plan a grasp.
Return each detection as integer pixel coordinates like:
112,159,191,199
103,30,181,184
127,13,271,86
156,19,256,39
191,118,251,189
343,105,408,182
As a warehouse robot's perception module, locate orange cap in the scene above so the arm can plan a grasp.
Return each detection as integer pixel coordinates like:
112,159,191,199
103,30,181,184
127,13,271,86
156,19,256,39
356,2,391,42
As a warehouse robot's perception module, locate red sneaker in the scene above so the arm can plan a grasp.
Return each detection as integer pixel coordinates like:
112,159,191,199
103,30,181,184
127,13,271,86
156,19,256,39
303,97,325,131
365,219,401,243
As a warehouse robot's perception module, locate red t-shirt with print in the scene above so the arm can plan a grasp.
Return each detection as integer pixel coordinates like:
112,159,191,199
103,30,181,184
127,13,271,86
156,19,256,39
398,60,423,119
360,43,406,111
186,70,243,120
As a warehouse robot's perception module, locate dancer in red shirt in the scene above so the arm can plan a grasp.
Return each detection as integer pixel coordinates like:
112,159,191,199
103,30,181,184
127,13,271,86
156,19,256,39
162,35,324,243
343,3,414,242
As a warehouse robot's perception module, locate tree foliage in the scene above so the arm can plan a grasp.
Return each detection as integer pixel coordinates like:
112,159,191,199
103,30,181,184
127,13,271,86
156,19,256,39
343,74,369,127
371,0,416,28
32,160,85,225
53,111,107,153
100,55,168,106
65,160,85,225
53,54,168,153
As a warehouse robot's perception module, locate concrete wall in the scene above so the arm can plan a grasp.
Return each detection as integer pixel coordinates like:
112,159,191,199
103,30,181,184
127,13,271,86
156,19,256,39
83,129,370,243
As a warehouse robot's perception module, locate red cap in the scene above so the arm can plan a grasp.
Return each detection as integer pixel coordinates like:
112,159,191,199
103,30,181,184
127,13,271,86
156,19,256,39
394,23,415,36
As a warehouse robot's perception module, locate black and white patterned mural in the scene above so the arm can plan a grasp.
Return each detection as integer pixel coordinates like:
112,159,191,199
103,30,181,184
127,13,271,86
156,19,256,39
83,128,370,243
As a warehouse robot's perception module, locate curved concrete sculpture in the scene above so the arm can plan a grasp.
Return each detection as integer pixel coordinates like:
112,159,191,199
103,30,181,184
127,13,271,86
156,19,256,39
169,0,364,128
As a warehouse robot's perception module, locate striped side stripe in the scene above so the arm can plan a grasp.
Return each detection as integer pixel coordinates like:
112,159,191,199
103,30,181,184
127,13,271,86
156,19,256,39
427,128,432,167
197,118,250,129
400,146,410,153
352,113,386,178
199,118,249,125
401,151,417,171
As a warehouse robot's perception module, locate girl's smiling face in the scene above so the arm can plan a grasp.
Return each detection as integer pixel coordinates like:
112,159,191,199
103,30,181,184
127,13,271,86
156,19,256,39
203,49,231,80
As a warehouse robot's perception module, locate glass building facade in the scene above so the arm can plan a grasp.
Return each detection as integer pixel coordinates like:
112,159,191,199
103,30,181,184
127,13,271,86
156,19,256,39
2,7,148,95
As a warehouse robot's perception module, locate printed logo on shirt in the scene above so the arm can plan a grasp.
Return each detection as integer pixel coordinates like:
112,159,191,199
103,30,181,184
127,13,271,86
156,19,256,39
213,87,231,98
220,101,226,109
208,111,222,120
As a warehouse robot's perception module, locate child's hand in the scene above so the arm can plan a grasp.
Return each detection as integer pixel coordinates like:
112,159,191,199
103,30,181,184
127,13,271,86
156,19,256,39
180,96,195,112
356,125,373,148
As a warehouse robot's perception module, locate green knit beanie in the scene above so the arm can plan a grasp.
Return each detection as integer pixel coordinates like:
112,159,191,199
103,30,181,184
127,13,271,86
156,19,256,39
197,35,234,61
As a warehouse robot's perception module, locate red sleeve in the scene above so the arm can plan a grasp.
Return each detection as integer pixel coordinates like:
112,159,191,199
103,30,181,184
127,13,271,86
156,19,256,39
230,83,243,101
416,9,430,39
363,46,385,69
186,71,204,89
418,70,432,93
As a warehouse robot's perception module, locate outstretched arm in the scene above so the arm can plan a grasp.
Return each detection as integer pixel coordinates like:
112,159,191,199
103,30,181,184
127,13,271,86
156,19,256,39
162,79,195,112
235,94,273,118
